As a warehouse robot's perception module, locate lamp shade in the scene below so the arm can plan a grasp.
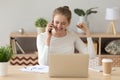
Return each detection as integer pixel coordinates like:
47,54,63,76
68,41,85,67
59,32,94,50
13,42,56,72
105,7,120,20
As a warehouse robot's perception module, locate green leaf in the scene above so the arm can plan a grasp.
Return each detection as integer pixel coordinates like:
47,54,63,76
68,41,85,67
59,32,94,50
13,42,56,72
87,11,98,15
86,7,98,16
74,8,85,16
0,45,13,62
35,18,48,28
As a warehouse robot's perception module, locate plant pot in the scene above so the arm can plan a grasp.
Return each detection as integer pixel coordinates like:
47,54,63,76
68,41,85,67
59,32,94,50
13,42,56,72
37,27,45,34
0,62,8,76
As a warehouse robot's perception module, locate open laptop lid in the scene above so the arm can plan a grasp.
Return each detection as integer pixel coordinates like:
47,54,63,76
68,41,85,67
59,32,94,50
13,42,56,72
48,53,89,78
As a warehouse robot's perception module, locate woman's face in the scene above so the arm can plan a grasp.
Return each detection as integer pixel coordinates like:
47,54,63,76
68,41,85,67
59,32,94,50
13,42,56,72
53,14,69,32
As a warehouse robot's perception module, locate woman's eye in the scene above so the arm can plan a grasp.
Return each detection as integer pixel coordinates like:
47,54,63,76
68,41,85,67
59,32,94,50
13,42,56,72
61,22,66,25
55,21,59,24
55,21,66,26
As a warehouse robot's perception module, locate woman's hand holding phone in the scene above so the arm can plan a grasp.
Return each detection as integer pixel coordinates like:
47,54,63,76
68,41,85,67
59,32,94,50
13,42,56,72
46,20,57,37
45,22,54,46
48,23,54,34
46,21,54,36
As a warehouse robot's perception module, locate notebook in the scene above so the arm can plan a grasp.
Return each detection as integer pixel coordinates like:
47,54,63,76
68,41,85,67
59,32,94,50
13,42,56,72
48,53,89,78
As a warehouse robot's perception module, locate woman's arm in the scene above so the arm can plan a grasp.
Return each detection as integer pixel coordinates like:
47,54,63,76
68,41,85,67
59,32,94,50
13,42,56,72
76,23,96,58
75,34,96,59
37,34,49,65
87,37,96,58
37,22,54,65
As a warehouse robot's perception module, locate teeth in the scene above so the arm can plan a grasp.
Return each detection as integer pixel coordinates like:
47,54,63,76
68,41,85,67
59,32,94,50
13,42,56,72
53,27,63,31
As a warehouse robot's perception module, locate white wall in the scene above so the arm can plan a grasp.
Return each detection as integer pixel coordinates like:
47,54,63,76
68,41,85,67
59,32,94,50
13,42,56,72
0,0,120,46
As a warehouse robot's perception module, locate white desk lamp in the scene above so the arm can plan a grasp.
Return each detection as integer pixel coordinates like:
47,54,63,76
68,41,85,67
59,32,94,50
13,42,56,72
105,7,120,35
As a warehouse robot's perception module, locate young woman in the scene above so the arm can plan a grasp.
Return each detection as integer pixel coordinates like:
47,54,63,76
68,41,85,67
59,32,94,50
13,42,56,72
37,6,96,65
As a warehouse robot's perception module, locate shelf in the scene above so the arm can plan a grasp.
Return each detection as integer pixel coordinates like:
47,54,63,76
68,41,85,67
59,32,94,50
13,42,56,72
10,32,120,66
10,32,37,54
78,33,120,67
10,32,37,38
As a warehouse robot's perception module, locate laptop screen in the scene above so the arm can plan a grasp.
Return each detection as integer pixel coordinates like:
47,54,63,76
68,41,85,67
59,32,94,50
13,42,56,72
48,53,89,78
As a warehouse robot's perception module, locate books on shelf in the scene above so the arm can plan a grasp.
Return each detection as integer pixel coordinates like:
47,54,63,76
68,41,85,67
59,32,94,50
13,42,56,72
11,38,25,54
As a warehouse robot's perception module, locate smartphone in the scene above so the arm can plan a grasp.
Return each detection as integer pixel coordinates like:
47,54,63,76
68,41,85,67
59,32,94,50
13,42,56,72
49,20,54,34
49,28,52,34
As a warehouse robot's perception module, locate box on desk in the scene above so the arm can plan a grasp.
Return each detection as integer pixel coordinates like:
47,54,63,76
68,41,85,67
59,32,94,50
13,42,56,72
10,53,38,66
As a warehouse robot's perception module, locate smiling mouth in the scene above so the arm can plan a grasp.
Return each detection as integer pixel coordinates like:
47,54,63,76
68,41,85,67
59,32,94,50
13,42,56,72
53,26,63,31
57,28,63,31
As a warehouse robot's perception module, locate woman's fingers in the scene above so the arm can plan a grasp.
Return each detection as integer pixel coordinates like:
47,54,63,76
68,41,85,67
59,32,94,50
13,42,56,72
77,23,84,28
77,23,90,35
77,23,88,30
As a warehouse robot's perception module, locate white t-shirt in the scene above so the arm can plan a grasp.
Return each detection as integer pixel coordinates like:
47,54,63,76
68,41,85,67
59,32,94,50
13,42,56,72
37,31,96,65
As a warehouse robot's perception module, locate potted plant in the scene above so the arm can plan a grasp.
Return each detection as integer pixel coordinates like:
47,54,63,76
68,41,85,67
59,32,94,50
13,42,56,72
74,7,98,33
35,17,48,34
74,7,98,17
0,45,13,76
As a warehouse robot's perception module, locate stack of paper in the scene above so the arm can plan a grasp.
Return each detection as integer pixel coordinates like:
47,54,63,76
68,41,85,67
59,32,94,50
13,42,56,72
20,65,49,73
89,66,115,72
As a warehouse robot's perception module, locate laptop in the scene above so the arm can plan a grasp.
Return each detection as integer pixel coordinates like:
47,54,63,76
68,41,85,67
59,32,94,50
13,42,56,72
48,53,89,78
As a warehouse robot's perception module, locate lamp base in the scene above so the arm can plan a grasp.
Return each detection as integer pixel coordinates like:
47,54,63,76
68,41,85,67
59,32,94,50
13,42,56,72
106,21,116,35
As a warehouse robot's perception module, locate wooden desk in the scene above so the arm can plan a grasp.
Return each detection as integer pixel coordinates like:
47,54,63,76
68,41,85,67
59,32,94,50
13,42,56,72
0,66,120,80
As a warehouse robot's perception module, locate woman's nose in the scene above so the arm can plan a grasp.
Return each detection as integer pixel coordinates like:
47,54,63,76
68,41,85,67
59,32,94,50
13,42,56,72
57,23,62,28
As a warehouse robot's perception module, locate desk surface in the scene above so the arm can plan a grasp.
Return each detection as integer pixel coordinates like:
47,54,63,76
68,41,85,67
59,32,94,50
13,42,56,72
0,66,120,80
